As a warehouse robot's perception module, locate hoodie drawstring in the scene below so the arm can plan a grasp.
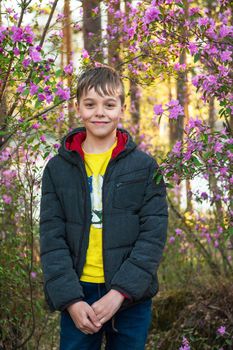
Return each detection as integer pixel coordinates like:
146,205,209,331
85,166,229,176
111,316,119,332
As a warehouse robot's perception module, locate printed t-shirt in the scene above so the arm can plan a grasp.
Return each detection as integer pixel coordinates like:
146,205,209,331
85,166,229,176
80,139,117,283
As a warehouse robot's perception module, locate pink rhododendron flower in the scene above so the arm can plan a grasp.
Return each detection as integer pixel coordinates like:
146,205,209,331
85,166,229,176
153,104,164,115
17,83,26,93
45,94,53,104
183,150,192,161
172,141,182,156
92,6,99,15
172,173,180,182
55,87,70,100
219,25,233,38
198,17,209,26
64,62,73,75
201,192,208,200
82,49,89,59
3,194,12,204
188,42,199,55
29,48,42,62
189,7,201,15
219,167,228,175
11,26,24,42
40,135,46,142
175,228,182,236
217,326,226,336
220,50,232,62
38,93,46,101
32,123,40,129
74,23,81,30
169,236,175,244
127,25,137,39
6,7,13,14
13,47,20,55
174,63,186,71
22,58,31,68
24,25,35,41
188,118,203,129
179,336,190,350
144,6,160,24
56,13,65,21
29,83,39,95
213,142,224,153
2,169,16,179
167,100,184,119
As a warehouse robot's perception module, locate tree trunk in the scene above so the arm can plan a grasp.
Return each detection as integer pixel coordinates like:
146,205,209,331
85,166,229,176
63,0,75,128
124,0,140,142
83,0,103,63
107,1,122,68
209,97,215,130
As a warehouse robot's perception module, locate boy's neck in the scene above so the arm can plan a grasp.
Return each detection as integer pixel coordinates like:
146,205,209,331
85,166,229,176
82,130,117,154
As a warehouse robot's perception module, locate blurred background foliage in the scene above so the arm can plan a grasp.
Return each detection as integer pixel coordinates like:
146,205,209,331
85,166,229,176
0,0,232,349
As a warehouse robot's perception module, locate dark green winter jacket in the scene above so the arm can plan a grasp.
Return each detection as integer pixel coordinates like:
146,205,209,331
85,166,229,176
39,126,168,312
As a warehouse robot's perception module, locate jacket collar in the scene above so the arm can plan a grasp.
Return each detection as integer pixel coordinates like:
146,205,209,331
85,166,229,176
58,126,137,165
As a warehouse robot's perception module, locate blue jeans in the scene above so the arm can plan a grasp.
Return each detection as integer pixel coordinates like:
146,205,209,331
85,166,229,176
59,281,152,350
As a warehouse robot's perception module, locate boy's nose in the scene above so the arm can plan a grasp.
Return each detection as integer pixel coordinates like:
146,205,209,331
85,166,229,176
95,105,105,116
95,111,105,117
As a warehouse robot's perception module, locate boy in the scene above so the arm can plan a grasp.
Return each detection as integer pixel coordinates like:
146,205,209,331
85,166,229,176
39,65,168,350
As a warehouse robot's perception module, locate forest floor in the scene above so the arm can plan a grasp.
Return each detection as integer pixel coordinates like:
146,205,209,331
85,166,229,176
146,276,233,350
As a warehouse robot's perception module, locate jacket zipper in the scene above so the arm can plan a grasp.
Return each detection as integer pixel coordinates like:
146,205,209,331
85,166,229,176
75,162,90,276
101,153,126,286
116,177,147,187
102,159,115,286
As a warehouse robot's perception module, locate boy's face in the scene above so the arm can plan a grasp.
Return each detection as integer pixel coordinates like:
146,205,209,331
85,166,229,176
76,87,126,139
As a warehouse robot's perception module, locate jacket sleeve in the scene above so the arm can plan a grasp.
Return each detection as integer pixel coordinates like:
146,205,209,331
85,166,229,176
110,158,168,301
39,163,84,312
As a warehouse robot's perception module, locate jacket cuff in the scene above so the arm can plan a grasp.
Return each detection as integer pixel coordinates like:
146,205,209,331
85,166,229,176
111,286,133,301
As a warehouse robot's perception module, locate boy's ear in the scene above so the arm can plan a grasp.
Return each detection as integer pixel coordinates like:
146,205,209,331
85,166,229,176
75,102,80,116
121,103,126,113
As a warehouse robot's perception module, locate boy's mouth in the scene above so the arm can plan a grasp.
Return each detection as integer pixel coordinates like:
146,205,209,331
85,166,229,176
92,121,110,124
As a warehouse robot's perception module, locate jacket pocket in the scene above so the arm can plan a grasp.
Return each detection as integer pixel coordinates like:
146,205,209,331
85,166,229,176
113,177,147,210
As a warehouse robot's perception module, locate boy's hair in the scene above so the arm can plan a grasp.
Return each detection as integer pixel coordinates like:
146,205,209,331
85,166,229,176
76,65,125,106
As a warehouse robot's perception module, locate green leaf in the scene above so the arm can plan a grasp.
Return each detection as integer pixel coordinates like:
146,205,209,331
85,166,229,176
165,182,174,189
194,53,200,63
225,227,233,238
55,69,62,77
176,2,184,8
35,100,42,109
32,143,40,151
154,174,163,184
202,152,211,160
0,130,9,136
27,136,35,144
43,151,50,159
22,88,29,96
192,156,202,167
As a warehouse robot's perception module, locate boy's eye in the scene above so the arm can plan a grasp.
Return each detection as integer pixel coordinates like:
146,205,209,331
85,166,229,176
85,103,115,108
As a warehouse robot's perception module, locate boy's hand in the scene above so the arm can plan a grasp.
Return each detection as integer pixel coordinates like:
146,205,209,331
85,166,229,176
67,301,102,334
91,289,125,325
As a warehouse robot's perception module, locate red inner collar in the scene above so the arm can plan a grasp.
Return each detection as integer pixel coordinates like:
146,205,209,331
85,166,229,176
65,129,128,160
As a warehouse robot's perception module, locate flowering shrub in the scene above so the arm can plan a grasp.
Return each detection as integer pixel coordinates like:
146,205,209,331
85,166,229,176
0,0,232,348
